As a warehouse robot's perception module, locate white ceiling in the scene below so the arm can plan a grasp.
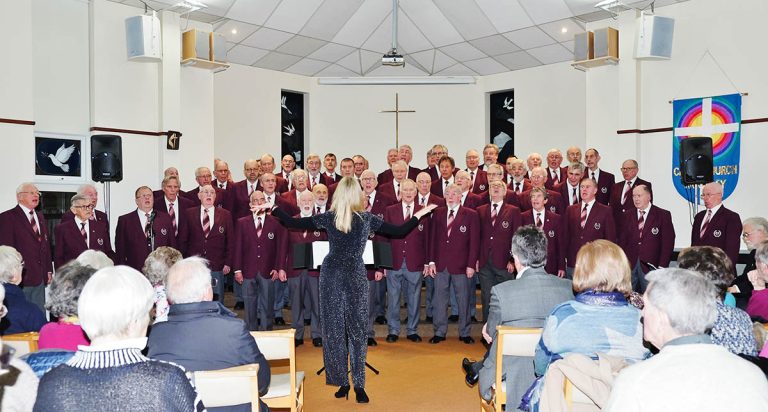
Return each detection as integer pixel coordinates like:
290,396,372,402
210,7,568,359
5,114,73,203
115,0,689,77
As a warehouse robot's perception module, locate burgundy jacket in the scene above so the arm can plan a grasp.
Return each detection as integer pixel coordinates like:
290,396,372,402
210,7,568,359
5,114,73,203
233,214,287,279
285,213,327,278
429,206,480,274
60,209,110,233
691,205,742,269
587,169,615,205
522,209,566,275
619,205,675,273
476,203,521,269
609,178,653,231
544,166,569,190
115,210,176,271
563,202,616,267
519,188,564,216
0,206,53,287
384,202,430,272
54,218,114,268
178,206,234,271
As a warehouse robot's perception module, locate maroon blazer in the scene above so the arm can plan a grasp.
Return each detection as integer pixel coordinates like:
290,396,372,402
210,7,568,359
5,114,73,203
609,178,653,231
153,196,195,240
377,181,400,202
555,181,582,212
306,173,329,190
416,193,446,208
279,189,308,217
476,203,521,269
377,166,420,185
461,192,484,210
544,167,568,190
323,172,341,184
0,206,53,287
178,207,234,271
563,202,617,267
476,190,521,208
691,205,743,269
467,169,489,195
430,178,453,198
619,205,675,273
233,214,288,279
519,188,564,216
422,166,439,182
256,175,289,194
522,209,566,275
183,187,227,209
429,206,480,274
285,214,327,278
60,209,110,233
365,191,396,280
115,210,176,271
384,203,430,272
230,179,257,219
153,188,185,200
506,177,532,195
213,179,235,191
588,170,615,205
54,219,113,268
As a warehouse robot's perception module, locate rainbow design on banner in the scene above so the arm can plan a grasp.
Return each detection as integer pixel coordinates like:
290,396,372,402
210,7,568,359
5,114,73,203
672,93,741,202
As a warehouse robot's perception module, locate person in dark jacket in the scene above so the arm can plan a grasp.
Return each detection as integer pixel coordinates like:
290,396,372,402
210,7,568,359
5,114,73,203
0,245,45,335
148,256,271,412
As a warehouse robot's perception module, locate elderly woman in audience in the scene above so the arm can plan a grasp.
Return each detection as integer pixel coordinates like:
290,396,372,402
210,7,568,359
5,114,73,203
38,263,96,351
605,268,768,411
677,246,758,355
745,241,768,321
34,266,204,411
731,217,768,309
0,245,46,335
0,284,40,411
142,246,183,324
75,249,114,270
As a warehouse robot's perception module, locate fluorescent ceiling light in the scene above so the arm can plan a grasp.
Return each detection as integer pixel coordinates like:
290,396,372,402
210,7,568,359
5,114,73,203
595,0,631,14
170,0,207,13
317,76,476,85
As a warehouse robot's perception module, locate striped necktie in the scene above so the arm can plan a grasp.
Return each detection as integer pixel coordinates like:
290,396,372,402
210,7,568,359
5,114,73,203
580,203,588,229
447,209,455,237
700,209,712,238
255,216,263,238
202,209,211,238
80,222,88,245
491,203,498,226
29,210,40,240
638,210,646,238
168,203,176,235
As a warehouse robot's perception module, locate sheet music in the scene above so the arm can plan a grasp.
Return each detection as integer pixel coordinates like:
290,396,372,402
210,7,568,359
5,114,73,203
311,240,375,269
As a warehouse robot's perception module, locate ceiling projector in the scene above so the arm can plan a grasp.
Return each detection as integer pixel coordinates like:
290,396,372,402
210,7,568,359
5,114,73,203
382,50,405,67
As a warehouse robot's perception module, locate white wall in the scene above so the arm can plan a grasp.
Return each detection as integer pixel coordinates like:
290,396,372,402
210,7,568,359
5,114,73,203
586,0,768,247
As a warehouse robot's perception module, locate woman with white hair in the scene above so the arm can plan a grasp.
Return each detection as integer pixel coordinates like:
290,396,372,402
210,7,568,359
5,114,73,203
745,241,768,321
0,245,46,335
268,176,436,403
731,217,768,309
34,266,204,411
74,249,114,270
142,246,183,323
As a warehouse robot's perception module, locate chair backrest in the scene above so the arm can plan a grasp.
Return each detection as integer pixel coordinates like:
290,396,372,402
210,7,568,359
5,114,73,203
193,364,260,411
494,327,543,408
251,329,302,412
3,332,40,356
251,329,293,361
564,377,598,409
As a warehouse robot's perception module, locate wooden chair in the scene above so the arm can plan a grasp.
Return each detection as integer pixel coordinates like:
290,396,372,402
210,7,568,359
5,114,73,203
3,332,39,356
564,377,598,411
193,364,260,412
480,326,542,412
251,329,304,412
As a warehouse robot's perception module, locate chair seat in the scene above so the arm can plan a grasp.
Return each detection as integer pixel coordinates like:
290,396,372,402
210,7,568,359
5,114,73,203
262,371,305,399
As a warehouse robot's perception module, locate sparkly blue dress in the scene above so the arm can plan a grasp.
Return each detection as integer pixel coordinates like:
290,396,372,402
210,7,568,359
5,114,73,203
273,208,418,388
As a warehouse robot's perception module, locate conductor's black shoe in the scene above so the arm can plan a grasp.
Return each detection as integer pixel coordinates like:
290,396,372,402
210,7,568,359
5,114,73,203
424,316,433,323
471,316,479,323
429,335,446,344
304,319,311,326
448,315,459,323
386,334,398,343
375,315,387,325
312,337,323,347
335,385,350,399
233,302,244,310
367,338,378,346
460,336,475,344
462,358,479,387
354,387,369,403
294,339,304,347
274,317,286,325
406,334,422,342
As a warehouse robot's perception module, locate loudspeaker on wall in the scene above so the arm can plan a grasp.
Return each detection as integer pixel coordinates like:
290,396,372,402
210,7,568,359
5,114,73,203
679,137,713,186
125,14,161,61
91,135,123,183
635,14,675,60
594,27,619,59
574,31,594,62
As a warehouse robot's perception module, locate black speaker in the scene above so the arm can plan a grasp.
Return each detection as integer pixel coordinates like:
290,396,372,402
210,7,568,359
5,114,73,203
679,137,713,185
91,135,123,182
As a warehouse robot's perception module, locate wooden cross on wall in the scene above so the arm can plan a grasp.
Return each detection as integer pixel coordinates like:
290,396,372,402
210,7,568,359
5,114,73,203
379,93,415,148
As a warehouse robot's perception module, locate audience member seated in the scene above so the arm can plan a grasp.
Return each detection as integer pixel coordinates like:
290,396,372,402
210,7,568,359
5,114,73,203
0,284,40,410
142,246,182,324
74,249,114,270
677,246,758,355
605,268,768,411
34,266,204,411
39,263,95,351
148,257,271,412
0,246,45,335
746,241,768,321
731,217,768,309
522,240,649,410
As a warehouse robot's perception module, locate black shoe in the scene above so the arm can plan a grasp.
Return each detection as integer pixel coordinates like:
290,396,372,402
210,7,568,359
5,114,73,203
406,334,422,342
304,319,311,326
429,335,446,344
424,316,433,323
386,334,398,343
375,315,387,325
448,315,459,323
471,316,479,323
367,337,378,346
312,337,323,347
354,387,369,403
274,317,286,326
460,336,475,344
335,385,350,399
233,302,244,310
294,339,304,347
462,358,479,387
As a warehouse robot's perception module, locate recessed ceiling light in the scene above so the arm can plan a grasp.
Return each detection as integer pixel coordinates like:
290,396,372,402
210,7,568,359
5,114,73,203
231,28,237,35
561,27,568,33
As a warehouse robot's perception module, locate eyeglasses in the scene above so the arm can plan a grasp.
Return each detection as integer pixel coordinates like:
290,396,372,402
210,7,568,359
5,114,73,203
743,231,756,239
20,191,40,196
73,204,94,210
620,167,638,171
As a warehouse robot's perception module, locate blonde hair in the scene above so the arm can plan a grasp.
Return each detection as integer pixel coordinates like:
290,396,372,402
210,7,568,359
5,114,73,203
573,240,632,295
330,177,365,233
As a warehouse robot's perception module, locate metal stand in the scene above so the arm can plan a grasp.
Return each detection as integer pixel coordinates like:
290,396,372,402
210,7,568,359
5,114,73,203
316,362,380,376
103,181,111,220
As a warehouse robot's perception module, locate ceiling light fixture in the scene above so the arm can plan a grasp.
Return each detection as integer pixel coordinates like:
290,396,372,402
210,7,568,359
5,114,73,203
170,0,207,13
317,76,475,86
561,27,568,33
382,0,405,67
595,0,631,15
231,28,237,35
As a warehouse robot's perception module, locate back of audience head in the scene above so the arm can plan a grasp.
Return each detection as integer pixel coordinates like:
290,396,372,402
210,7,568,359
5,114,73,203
510,225,548,269
76,249,114,270
142,246,183,287
643,268,718,348
677,246,733,300
45,262,96,320
0,246,22,285
79,266,154,342
166,257,213,304
573,240,631,295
